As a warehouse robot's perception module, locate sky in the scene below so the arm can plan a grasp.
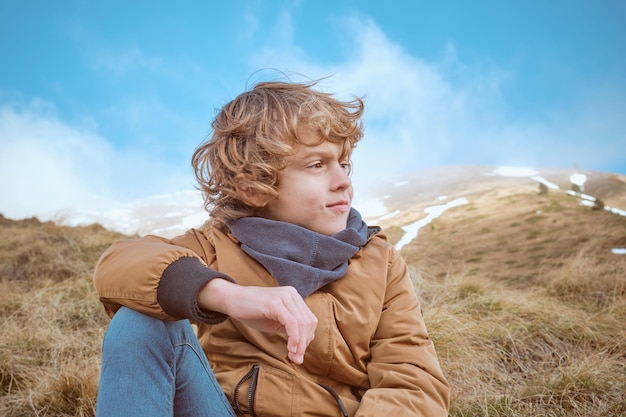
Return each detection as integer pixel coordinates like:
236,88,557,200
1,0,625,221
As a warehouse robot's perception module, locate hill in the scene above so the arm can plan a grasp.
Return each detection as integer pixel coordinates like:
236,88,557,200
369,166,626,286
0,218,127,416
1,166,625,416
371,166,626,415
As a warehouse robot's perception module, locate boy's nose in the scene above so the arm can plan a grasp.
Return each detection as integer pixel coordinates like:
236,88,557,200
331,163,351,190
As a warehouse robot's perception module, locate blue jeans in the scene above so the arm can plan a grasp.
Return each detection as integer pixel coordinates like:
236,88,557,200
96,307,236,417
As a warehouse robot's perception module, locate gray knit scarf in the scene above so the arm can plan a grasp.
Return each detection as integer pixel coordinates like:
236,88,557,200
227,208,370,298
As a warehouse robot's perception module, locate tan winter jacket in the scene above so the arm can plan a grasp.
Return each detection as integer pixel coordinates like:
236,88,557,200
94,227,450,416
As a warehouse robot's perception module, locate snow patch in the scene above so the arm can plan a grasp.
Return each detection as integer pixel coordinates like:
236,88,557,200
531,175,559,190
395,198,469,251
606,206,626,217
492,166,537,177
570,173,587,190
492,166,559,190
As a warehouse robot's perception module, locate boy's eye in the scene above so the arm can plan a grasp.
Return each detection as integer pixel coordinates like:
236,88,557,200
305,160,351,175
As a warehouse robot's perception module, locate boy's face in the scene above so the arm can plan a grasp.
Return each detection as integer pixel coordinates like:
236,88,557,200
259,135,353,236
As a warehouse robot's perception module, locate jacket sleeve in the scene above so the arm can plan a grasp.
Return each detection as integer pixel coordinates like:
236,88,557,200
93,229,232,324
356,248,450,417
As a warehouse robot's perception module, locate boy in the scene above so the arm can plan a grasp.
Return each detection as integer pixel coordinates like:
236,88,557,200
94,80,450,416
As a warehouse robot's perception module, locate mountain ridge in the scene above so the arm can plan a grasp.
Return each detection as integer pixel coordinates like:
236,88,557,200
368,166,626,298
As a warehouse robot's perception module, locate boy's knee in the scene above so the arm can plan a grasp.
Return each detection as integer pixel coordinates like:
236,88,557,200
102,307,195,353
102,307,170,352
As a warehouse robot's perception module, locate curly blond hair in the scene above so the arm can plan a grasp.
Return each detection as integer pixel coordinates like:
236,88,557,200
192,80,364,231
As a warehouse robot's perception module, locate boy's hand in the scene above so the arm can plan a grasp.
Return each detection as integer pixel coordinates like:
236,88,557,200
198,278,318,364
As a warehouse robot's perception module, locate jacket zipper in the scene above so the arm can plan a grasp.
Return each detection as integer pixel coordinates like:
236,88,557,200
234,364,260,416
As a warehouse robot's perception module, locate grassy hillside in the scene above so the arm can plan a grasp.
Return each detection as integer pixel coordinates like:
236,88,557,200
384,182,626,416
0,216,127,416
1,178,625,416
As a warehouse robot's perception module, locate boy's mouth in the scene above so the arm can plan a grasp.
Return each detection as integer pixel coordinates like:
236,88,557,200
327,200,350,212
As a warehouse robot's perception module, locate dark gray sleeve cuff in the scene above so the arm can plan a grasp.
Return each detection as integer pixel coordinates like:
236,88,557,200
157,257,235,324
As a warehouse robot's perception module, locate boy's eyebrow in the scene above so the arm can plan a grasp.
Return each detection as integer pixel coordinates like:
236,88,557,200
294,145,349,160
291,150,345,164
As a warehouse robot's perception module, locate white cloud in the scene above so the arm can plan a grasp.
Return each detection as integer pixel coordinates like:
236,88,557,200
0,102,108,218
0,101,194,220
250,14,626,182
249,15,509,184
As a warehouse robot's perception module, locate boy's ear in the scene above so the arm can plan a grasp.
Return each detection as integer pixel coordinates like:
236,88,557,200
236,186,267,208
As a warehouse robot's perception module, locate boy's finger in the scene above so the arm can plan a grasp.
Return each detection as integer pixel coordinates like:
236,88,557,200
279,293,317,364
284,322,305,364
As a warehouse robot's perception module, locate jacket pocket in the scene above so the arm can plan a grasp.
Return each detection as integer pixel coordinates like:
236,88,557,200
233,364,261,416
232,364,297,416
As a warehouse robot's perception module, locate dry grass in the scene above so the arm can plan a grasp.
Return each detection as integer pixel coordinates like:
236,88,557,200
1,179,625,417
396,187,626,417
417,270,625,416
0,217,124,416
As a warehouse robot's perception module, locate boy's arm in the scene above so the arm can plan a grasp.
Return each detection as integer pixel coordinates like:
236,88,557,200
93,231,229,323
356,250,450,417
94,230,318,363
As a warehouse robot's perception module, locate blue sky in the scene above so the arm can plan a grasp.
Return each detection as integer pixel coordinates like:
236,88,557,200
1,0,625,220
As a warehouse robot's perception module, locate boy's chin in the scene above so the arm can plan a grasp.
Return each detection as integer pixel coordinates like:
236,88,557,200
320,219,350,236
